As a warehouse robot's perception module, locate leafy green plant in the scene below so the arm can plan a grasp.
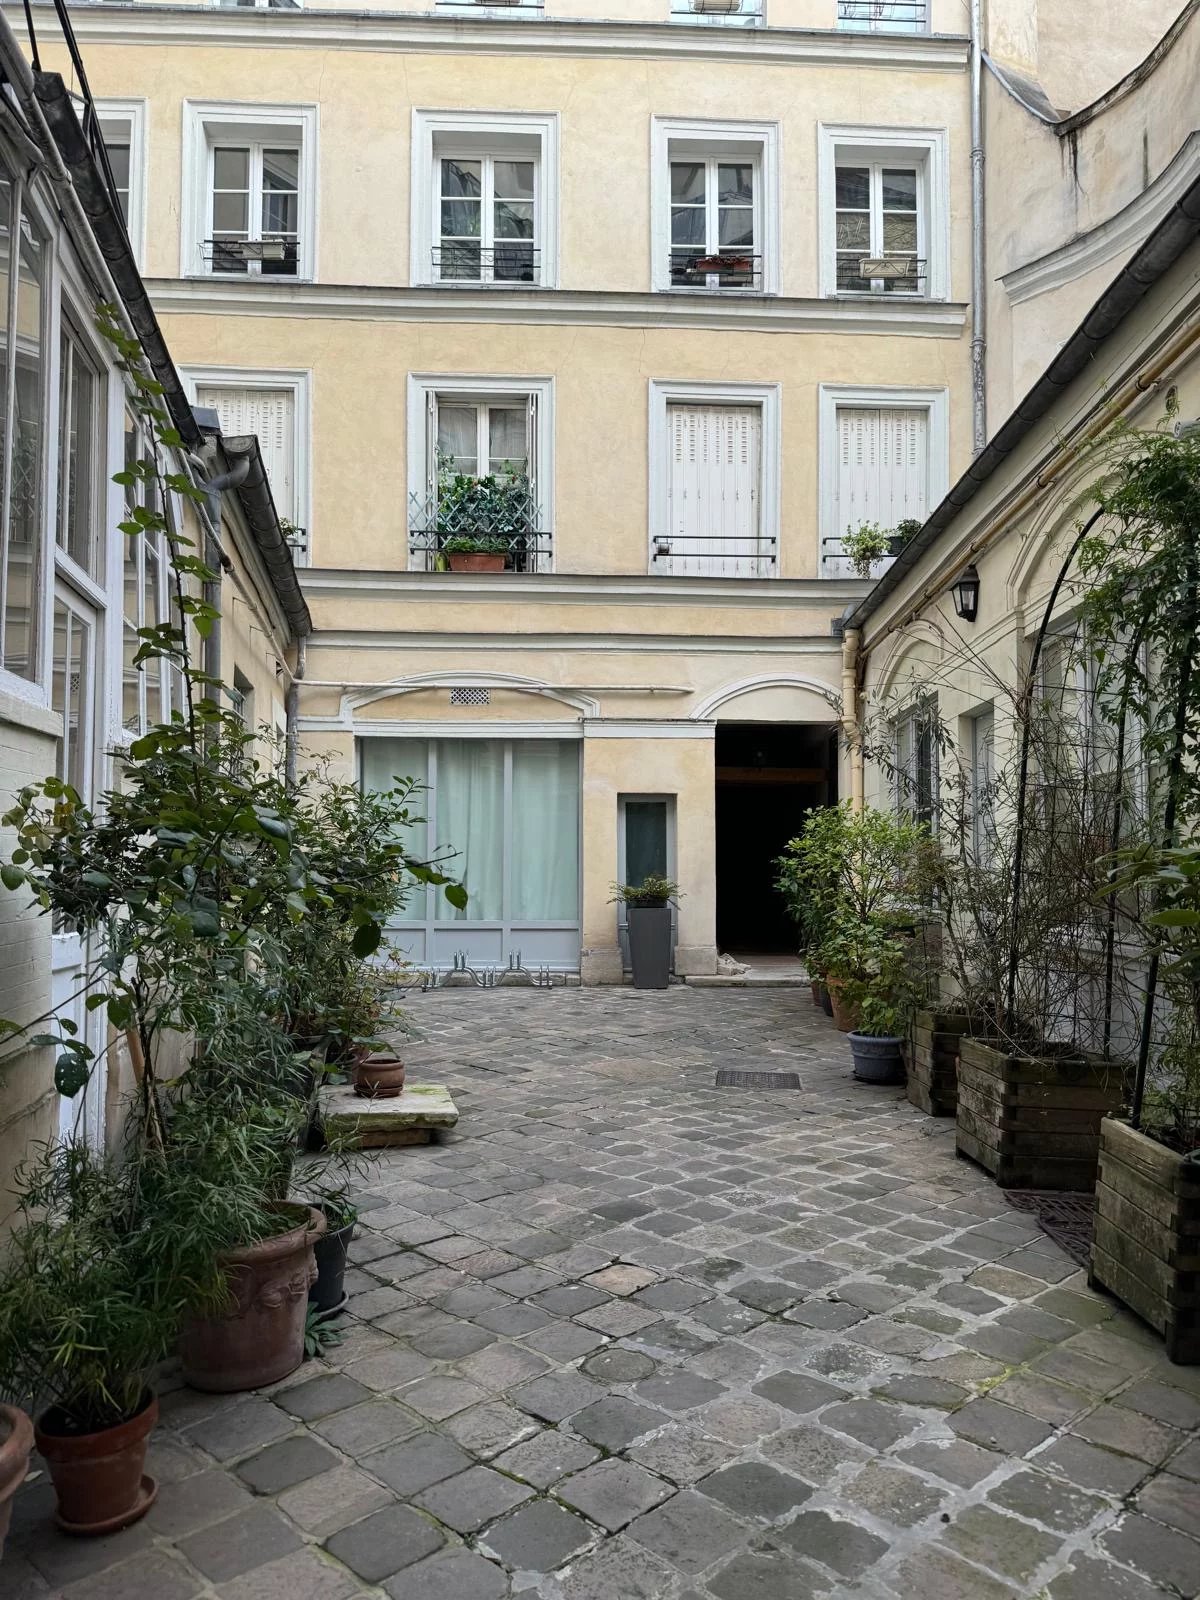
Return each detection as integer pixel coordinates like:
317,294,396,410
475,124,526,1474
442,533,510,555
435,456,534,553
609,875,680,908
840,519,918,578
0,1144,167,1432
304,1305,345,1360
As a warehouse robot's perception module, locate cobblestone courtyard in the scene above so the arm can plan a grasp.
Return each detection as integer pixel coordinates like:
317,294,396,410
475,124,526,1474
8,987,1200,1600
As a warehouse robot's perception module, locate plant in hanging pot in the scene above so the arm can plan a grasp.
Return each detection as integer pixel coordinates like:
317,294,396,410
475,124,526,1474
0,1145,170,1537
611,875,680,990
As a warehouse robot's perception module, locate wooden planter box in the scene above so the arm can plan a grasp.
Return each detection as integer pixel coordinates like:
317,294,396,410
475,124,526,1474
955,1036,1128,1191
906,1008,968,1117
1091,1118,1200,1364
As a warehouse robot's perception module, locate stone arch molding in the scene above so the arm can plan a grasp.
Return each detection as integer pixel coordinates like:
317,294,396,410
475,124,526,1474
340,670,600,726
690,673,842,722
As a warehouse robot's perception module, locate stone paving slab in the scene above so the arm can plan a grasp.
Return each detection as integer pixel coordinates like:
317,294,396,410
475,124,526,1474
7,987,1200,1599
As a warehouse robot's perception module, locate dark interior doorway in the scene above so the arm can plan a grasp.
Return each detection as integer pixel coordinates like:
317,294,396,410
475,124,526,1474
714,723,838,954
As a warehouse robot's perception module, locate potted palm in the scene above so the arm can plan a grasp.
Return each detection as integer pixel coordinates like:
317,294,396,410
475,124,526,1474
0,1146,169,1536
611,875,679,989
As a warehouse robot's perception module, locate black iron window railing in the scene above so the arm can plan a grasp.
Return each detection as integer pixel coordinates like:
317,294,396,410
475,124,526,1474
203,236,298,275
408,489,551,573
669,250,763,290
669,0,764,23
839,255,927,293
837,0,928,31
652,531,776,577
433,244,540,284
434,0,545,10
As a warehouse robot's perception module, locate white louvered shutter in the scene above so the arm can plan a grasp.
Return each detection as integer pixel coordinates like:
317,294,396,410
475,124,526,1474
664,403,763,577
830,406,928,577
197,386,295,525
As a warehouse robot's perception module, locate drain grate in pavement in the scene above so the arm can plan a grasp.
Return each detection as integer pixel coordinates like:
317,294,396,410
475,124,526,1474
1003,1190,1095,1266
715,1069,803,1090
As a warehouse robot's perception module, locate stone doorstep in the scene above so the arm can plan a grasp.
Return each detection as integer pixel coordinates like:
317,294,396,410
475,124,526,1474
321,1083,460,1149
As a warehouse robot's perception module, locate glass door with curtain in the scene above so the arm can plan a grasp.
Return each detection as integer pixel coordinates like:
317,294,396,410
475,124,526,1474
360,736,581,970
50,589,106,1149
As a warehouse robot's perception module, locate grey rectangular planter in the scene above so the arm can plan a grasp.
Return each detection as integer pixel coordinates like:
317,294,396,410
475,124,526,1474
627,905,672,989
1092,1118,1199,1364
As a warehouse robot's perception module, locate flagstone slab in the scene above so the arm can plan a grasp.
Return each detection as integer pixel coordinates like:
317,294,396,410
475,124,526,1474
322,1083,459,1147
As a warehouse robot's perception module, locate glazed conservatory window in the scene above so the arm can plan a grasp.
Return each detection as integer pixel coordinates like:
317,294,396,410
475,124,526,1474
57,321,105,581
437,155,536,284
0,167,47,683
835,162,922,294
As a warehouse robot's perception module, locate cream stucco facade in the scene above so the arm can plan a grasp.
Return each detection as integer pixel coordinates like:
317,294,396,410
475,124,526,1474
26,0,1191,980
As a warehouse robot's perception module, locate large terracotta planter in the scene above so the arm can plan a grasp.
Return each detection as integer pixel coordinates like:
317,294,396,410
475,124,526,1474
35,1392,157,1537
447,551,505,573
907,1008,968,1117
1091,1118,1200,1364
0,1404,33,1556
956,1036,1129,1190
354,1052,406,1098
826,977,861,1033
181,1205,325,1393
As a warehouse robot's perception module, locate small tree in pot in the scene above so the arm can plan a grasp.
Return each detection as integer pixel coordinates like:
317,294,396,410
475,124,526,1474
836,924,919,1084
611,875,680,989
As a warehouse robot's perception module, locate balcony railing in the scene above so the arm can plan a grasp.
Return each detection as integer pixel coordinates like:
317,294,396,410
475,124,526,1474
203,237,298,276
434,0,544,11
838,255,928,293
432,244,540,285
669,250,763,290
408,490,551,574
837,0,928,32
652,532,776,579
669,0,764,24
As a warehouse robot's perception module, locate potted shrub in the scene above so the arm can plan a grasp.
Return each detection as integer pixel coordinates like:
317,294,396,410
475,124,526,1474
0,1404,33,1559
611,875,679,989
309,1189,359,1321
443,534,509,574
0,1147,168,1536
841,519,919,578
846,942,914,1085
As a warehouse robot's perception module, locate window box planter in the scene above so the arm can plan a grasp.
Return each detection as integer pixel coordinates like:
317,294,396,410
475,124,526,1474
956,1036,1129,1190
447,550,506,574
1091,1118,1200,1364
907,1007,968,1117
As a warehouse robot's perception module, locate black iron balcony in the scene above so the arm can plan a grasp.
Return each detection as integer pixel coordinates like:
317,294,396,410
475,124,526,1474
839,254,928,291
203,236,298,275
652,531,776,578
669,0,764,23
433,243,540,284
669,250,763,290
434,0,544,11
837,0,928,31
408,489,551,574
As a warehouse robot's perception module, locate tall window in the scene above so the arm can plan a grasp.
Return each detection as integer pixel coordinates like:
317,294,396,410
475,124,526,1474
895,701,938,830
669,156,758,289
52,598,93,798
437,155,536,284
660,403,767,577
208,142,299,276
105,135,131,224
0,164,47,682
827,404,930,575
57,322,104,580
122,411,173,734
835,162,921,294
970,707,996,863
195,382,298,530
97,103,145,265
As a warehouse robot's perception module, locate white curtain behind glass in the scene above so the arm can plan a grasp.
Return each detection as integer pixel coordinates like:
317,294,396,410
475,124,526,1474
511,742,579,921
435,740,504,921
360,738,428,922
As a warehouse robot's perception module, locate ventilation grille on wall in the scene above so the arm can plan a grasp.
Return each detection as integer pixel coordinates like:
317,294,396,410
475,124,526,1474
450,687,491,706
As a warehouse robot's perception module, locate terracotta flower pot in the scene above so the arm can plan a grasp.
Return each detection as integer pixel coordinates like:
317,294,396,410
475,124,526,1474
180,1205,325,1393
0,1404,34,1556
447,551,505,573
354,1052,407,1098
826,977,862,1033
34,1392,157,1537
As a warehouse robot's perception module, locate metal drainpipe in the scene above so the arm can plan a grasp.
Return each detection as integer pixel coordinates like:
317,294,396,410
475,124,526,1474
285,636,306,787
841,626,864,811
970,0,987,455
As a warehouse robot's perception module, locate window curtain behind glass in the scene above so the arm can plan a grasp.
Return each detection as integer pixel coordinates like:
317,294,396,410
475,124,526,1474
360,738,429,923
435,739,504,922
511,742,579,921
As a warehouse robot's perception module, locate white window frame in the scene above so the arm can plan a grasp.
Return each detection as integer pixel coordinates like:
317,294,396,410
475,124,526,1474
182,366,311,561
95,99,147,270
648,379,780,577
181,101,318,282
817,124,949,301
894,697,939,831
818,383,948,579
652,118,779,295
411,111,559,289
406,373,555,571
